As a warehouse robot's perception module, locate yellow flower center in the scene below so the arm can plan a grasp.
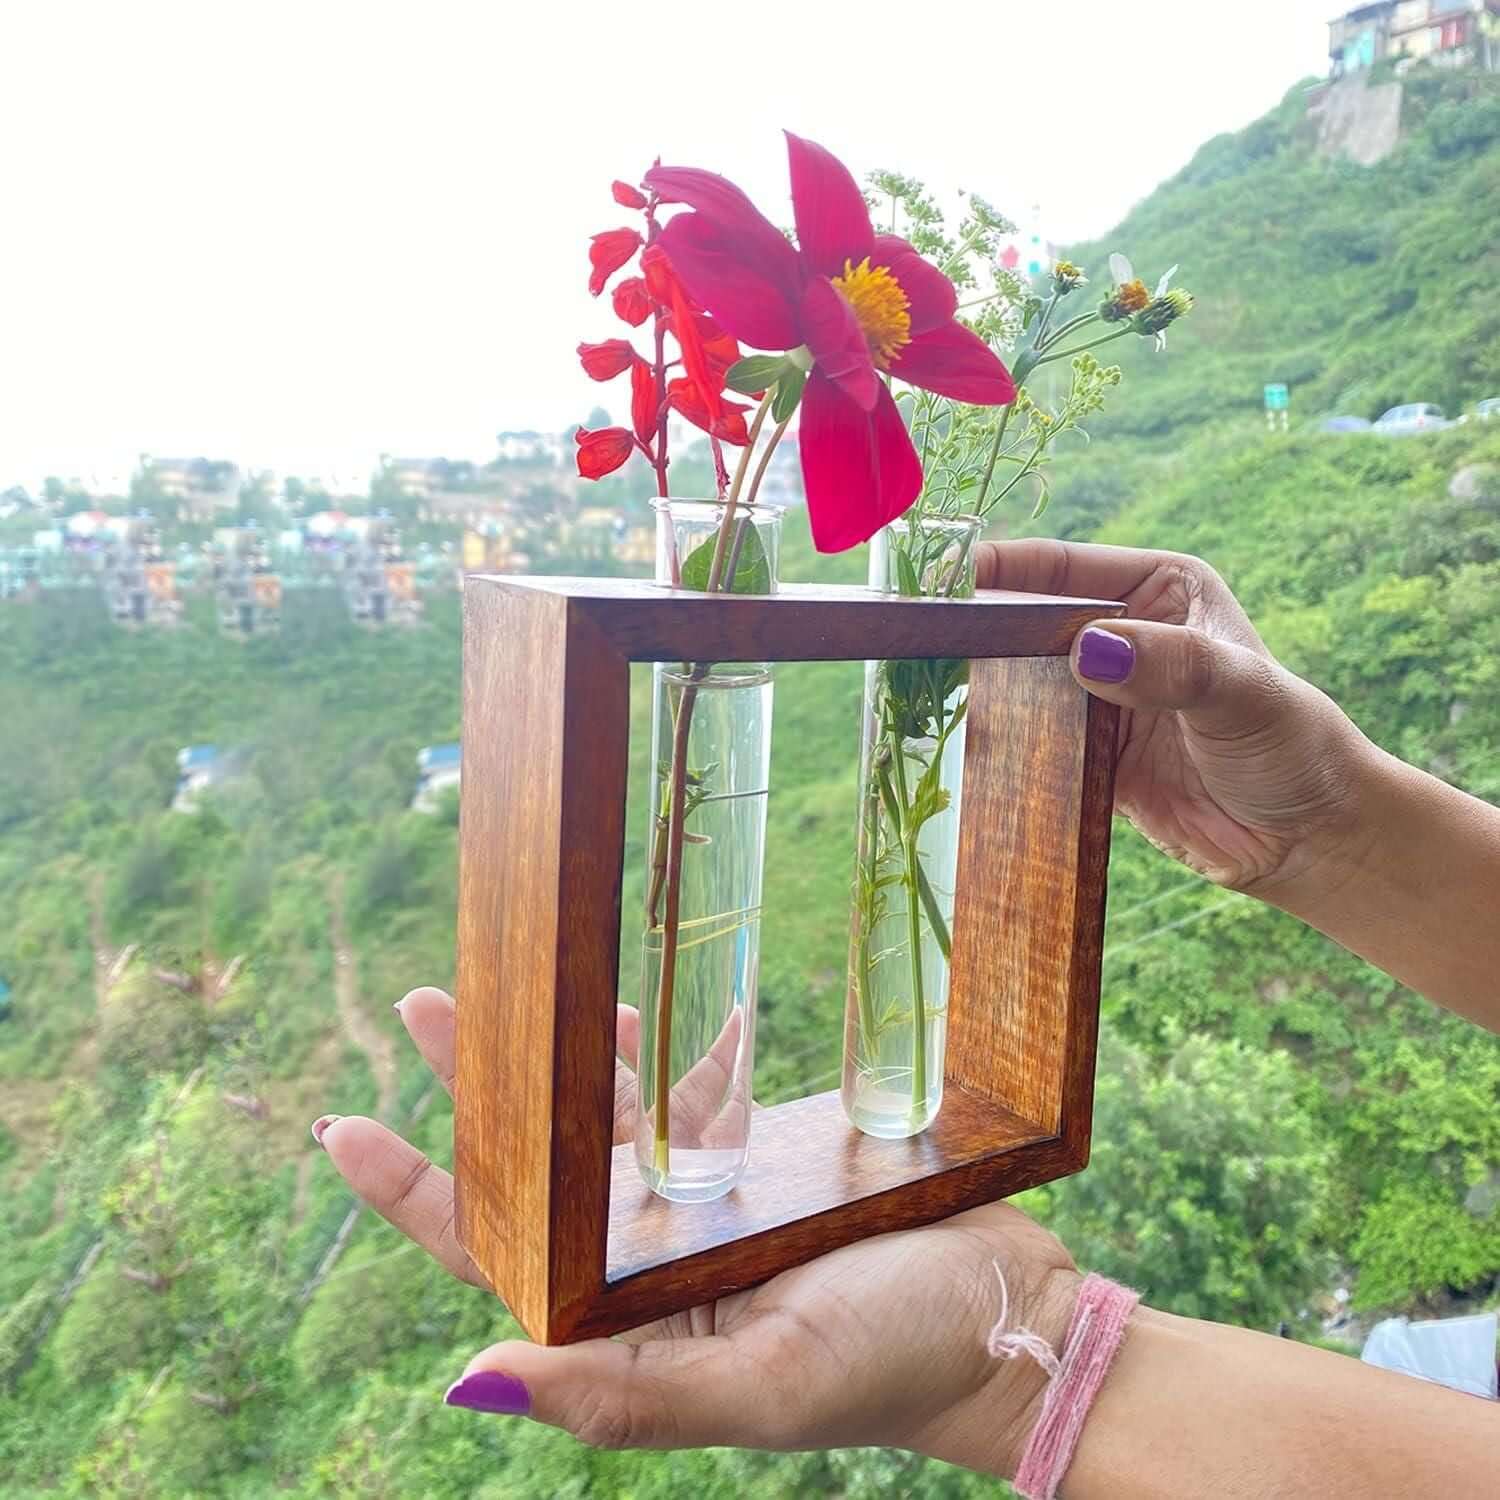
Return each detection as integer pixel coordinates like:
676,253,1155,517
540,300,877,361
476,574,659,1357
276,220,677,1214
831,257,911,369
1117,278,1150,314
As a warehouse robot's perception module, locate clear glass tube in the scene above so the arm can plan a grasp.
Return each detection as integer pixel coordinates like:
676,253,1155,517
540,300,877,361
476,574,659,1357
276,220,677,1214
842,516,979,1139
635,499,780,1201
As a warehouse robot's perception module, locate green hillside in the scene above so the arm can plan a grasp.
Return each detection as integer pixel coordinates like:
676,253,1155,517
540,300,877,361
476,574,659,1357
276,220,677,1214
1042,65,1500,535
4,67,1500,1498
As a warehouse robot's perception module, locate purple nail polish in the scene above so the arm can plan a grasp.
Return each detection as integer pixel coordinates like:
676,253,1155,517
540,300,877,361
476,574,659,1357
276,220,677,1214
310,1114,342,1146
444,1369,532,1416
1077,627,1134,684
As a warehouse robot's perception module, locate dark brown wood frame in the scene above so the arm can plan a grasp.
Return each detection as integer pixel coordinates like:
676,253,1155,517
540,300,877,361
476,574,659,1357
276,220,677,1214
455,575,1123,1344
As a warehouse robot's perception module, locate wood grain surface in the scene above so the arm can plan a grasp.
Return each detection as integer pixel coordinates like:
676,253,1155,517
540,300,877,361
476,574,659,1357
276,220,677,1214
472,574,1122,662
454,574,1122,1344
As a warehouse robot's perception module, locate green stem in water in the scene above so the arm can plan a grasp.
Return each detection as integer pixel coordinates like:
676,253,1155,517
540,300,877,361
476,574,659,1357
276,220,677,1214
652,395,787,1179
852,749,884,1058
915,860,952,962
887,730,928,1128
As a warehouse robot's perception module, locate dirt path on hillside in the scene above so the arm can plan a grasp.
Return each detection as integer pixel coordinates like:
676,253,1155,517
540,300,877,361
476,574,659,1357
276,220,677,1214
329,889,397,1121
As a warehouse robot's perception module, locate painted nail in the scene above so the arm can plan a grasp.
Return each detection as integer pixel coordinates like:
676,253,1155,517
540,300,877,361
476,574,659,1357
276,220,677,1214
310,1114,342,1146
444,1369,532,1416
1077,627,1135,685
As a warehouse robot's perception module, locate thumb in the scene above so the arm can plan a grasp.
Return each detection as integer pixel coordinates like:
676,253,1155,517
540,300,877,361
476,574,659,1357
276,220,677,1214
443,1334,774,1450
1071,620,1288,741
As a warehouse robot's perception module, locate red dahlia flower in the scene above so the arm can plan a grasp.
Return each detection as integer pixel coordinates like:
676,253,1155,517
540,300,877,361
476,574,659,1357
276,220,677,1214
645,135,1016,552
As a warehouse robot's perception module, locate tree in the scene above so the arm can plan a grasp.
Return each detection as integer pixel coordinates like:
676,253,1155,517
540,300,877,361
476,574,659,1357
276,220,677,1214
1030,1030,1335,1328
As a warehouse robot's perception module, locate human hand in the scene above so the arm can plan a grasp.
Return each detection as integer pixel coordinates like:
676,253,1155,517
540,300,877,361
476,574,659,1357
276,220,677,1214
979,538,1378,903
314,986,1079,1473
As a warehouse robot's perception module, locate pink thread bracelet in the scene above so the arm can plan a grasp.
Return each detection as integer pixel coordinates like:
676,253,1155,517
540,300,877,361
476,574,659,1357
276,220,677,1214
988,1270,1140,1500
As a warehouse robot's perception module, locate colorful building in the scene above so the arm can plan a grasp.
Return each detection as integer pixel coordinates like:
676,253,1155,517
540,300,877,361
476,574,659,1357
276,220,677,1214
1329,1,1500,76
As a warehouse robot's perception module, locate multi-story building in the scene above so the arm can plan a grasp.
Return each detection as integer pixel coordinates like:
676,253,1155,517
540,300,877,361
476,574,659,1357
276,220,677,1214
140,455,242,522
1330,1,1500,76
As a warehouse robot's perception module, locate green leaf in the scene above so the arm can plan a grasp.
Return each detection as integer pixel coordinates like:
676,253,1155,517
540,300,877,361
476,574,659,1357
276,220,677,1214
771,367,806,423
894,547,922,598
679,520,772,595
724,355,788,395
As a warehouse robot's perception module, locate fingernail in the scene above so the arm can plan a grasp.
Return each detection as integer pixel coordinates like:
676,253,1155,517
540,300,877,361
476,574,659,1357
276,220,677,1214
1077,627,1134,684
444,1369,531,1416
310,1114,342,1147
392,1000,405,1015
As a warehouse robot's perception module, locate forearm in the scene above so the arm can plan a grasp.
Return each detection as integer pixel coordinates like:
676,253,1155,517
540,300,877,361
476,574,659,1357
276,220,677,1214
1064,1305,1498,1499
1273,741,1500,1034
934,1279,1498,1496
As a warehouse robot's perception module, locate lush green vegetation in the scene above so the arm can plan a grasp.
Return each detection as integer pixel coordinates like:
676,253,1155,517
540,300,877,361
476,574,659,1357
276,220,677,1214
4,64,1500,1496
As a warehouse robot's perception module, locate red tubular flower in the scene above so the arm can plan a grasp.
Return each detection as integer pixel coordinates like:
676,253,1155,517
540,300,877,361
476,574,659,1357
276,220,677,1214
646,135,1016,552
611,276,652,327
612,179,648,209
667,377,751,445
574,425,635,479
630,358,659,446
588,228,643,296
577,338,639,381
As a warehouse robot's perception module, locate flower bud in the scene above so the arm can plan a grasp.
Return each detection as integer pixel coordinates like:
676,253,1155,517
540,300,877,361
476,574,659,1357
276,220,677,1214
1099,278,1150,322
1133,288,1195,336
1052,260,1087,294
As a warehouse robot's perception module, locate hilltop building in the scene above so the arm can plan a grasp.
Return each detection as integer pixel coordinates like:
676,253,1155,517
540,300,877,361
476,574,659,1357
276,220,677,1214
212,527,281,637
99,516,181,629
1329,1,1500,75
140,455,242,521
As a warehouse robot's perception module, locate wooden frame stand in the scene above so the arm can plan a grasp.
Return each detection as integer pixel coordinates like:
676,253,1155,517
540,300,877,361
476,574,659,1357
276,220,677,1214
455,575,1123,1344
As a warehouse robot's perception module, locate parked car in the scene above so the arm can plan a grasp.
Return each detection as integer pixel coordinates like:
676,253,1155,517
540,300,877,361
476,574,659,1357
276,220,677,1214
1320,415,1372,433
1373,403,1451,436
1457,397,1500,424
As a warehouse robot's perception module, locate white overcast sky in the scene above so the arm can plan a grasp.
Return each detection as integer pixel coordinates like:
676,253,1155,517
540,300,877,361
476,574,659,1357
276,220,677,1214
0,1,1331,490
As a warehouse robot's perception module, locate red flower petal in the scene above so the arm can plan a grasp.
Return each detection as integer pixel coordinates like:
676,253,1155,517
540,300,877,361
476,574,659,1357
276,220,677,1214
612,179,647,209
639,244,676,306
611,276,652,327
644,164,801,292
785,132,874,280
799,374,920,553
667,377,751,445
666,271,722,425
872,235,958,336
799,277,878,412
630,359,660,446
688,313,741,384
588,227,642,297
888,322,1017,405
574,426,634,479
656,211,802,351
577,338,638,381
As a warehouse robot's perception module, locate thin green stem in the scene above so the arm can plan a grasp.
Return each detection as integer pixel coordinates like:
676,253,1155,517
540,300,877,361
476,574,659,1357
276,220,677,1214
705,398,772,592
852,753,883,1055
1033,326,1132,368
652,395,775,1178
975,404,1014,512
1036,308,1099,353
887,732,928,1128
1030,290,1061,349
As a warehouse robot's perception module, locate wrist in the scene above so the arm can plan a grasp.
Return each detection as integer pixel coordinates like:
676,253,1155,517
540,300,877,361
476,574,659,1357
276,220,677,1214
913,1264,1083,1479
1238,715,1394,927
